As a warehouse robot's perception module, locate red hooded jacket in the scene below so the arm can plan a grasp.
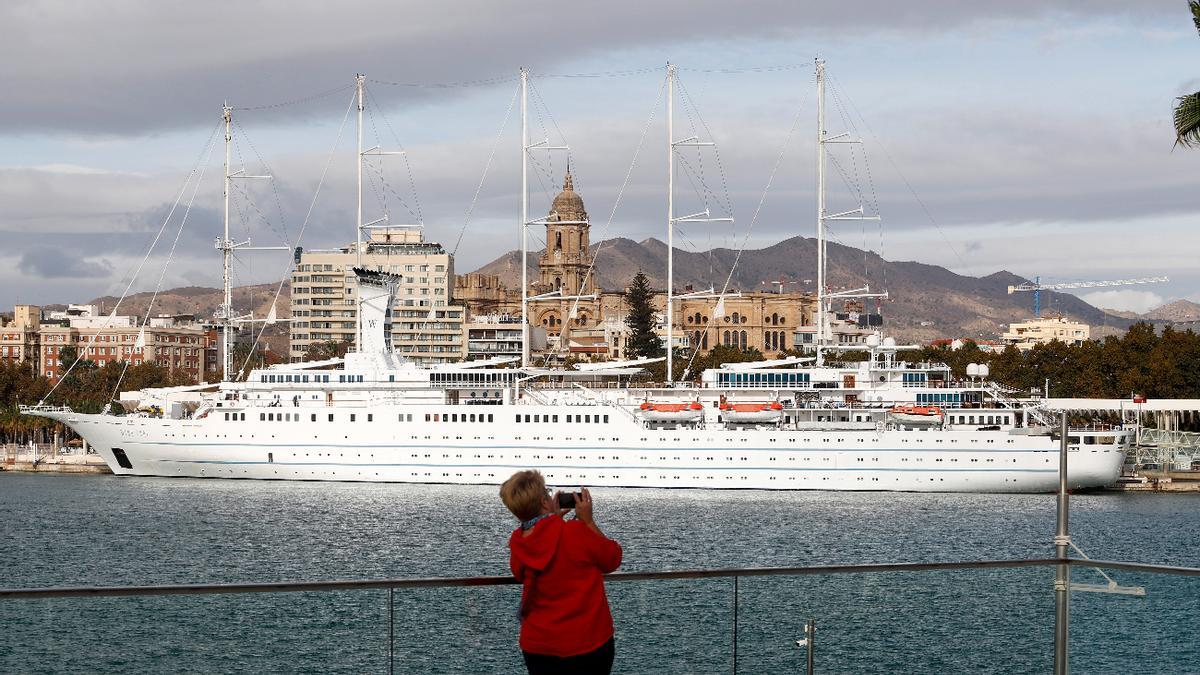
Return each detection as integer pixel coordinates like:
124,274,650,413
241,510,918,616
508,515,623,657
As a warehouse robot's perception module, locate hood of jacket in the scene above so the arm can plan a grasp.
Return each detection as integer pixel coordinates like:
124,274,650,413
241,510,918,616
509,514,564,577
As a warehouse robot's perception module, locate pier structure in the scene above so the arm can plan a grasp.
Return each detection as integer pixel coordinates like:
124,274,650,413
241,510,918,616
1045,398,1200,471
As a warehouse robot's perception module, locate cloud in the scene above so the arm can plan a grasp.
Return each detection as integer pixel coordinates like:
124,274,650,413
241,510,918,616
18,247,112,279
1079,289,1165,314
0,0,1180,136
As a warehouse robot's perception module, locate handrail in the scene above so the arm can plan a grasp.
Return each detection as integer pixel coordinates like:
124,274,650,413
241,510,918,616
3,557,1197,601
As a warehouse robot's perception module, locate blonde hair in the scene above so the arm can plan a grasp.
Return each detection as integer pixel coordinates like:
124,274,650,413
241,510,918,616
500,470,547,521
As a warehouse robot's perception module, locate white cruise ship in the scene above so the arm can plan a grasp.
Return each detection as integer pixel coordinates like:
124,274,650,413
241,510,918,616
21,268,1129,493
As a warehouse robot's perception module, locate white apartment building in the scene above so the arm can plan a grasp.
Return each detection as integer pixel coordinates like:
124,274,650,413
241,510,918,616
290,228,464,364
1001,316,1090,351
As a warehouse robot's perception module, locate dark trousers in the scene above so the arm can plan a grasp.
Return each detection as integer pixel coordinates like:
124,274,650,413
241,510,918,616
523,638,615,675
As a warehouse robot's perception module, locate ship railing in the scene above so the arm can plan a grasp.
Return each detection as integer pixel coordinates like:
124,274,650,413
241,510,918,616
983,381,1054,426
2,557,1197,673
17,404,74,415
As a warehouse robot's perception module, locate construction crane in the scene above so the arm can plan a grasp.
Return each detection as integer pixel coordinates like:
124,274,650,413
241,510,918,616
1007,276,1169,317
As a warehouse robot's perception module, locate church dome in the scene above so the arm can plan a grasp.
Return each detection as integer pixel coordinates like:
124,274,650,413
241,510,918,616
550,170,587,221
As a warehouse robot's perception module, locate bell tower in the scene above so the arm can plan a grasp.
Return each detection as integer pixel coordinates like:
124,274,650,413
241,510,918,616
539,169,595,296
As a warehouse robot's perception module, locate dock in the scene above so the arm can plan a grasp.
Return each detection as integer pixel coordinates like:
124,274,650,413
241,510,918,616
1,445,111,474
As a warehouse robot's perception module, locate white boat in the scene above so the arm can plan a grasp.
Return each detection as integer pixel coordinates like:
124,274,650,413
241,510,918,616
20,64,1130,493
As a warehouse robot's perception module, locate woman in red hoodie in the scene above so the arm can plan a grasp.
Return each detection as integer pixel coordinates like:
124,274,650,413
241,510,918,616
501,470,623,675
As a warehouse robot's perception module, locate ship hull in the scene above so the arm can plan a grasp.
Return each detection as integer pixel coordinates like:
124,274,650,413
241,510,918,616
41,408,1127,494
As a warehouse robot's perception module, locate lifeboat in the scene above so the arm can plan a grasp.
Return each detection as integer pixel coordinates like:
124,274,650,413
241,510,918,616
887,404,944,427
719,401,784,424
637,400,705,422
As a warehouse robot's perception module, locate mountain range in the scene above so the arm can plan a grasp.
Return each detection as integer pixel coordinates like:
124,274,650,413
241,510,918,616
47,237,1187,350
471,235,1138,342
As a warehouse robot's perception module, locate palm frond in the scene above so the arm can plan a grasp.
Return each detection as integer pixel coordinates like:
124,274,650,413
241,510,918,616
1191,0,1200,35
1174,92,1200,148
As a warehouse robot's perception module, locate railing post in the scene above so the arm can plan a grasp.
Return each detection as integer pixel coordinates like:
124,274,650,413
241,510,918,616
806,619,815,675
731,575,738,674
388,586,394,675
1054,413,1070,675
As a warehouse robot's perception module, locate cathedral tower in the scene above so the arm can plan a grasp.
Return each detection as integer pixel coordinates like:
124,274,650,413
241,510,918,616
538,170,596,297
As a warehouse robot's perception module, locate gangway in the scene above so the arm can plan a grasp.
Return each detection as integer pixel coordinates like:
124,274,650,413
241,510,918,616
1134,427,1200,469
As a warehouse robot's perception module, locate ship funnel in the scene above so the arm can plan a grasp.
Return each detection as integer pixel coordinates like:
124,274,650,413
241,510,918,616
352,267,400,355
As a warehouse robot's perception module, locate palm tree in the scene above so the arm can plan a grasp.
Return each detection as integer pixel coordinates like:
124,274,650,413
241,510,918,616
1174,1,1200,147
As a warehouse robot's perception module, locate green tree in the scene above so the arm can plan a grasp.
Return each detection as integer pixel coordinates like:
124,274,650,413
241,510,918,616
1175,2,1200,146
623,271,663,359
305,339,353,361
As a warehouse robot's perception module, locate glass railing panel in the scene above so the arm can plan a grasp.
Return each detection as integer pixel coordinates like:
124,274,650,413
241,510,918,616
731,567,1052,674
608,578,731,672
1069,569,1200,672
2,565,1197,672
0,590,389,674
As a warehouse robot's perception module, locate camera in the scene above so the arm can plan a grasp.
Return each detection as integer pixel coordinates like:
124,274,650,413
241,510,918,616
556,491,579,509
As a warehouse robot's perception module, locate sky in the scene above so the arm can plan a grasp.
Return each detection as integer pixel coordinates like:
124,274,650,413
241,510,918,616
0,1,1197,316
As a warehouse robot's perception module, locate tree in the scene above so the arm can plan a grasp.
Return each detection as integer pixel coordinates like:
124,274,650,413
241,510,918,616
1174,2,1200,146
305,339,353,361
624,271,663,359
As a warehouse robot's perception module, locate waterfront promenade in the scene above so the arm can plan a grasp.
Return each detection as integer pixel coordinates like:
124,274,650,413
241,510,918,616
1,444,110,474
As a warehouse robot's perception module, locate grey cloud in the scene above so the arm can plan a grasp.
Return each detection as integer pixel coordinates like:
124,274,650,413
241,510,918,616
18,247,112,279
0,0,1181,136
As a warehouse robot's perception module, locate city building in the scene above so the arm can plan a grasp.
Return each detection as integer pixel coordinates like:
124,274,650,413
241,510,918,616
289,228,465,364
463,315,532,361
32,305,215,383
1000,316,1090,351
0,305,42,373
455,170,819,362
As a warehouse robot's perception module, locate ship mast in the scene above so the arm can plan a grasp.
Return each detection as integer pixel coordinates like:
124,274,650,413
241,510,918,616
815,60,827,364
813,58,885,366
520,68,529,368
665,64,731,383
215,105,281,380
221,104,234,381
666,63,675,382
355,73,365,352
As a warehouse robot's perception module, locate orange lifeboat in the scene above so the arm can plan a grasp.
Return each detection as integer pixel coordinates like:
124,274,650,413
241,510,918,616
637,400,705,422
887,404,944,426
719,401,784,424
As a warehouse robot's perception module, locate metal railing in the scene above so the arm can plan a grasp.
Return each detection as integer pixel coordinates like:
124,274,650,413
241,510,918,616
3,557,1198,674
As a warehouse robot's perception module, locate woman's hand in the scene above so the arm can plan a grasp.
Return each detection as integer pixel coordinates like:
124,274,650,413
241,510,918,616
549,491,572,518
574,487,594,525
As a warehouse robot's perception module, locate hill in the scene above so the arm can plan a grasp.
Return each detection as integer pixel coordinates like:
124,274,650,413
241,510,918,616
472,235,1134,342
1142,299,1200,323
87,283,290,354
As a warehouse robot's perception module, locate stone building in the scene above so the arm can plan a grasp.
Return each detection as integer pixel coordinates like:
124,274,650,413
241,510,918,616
455,170,818,362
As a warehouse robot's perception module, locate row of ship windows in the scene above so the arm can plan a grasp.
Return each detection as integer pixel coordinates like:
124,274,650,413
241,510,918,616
276,451,1024,464
233,412,498,424
199,466,984,480
952,415,1010,425
516,414,609,424
260,374,365,383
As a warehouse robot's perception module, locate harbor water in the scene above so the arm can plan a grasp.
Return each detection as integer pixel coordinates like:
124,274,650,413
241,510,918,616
1,473,1198,673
